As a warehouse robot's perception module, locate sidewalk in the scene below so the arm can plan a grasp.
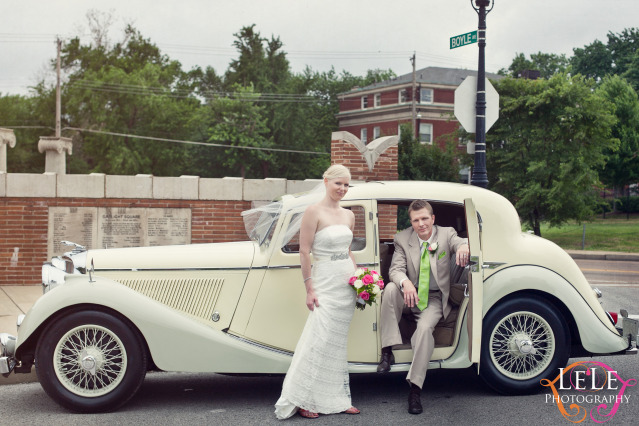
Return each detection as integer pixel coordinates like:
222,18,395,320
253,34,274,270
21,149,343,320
1,249,638,386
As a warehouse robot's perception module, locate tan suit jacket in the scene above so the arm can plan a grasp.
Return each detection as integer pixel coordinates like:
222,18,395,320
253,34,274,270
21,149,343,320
389,225,467,319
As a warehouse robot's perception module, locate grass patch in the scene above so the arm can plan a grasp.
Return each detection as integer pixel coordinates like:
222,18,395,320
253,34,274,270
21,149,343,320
539,213,639,252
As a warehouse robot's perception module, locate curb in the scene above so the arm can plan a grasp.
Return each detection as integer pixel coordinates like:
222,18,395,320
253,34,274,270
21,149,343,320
565,250,639,262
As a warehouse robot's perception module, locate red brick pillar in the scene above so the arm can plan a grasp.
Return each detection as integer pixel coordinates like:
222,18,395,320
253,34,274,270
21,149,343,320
330,131,398,239
330,131,398,181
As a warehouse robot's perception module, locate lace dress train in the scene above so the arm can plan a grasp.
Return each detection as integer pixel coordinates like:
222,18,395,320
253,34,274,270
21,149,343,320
274,224,356,419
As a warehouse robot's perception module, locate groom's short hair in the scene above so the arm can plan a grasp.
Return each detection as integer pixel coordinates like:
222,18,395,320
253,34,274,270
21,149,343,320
408,199,433,216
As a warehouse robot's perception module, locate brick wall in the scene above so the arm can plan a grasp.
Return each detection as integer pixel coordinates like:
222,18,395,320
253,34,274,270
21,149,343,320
0,197,252,286
1,132,400,286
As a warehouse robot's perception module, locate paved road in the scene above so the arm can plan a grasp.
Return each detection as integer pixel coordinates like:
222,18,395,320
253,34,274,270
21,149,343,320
1,260,637,425
575,258,639,288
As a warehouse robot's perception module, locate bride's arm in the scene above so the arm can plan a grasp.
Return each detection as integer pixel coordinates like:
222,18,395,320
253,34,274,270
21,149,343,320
300,205,319,311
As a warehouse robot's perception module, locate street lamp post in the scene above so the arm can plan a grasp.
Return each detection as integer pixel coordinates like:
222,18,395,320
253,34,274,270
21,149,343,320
470,0,494,188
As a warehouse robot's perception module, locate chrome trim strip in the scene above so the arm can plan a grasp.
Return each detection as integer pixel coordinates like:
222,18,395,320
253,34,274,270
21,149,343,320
482,261,506,270
226,333,293,357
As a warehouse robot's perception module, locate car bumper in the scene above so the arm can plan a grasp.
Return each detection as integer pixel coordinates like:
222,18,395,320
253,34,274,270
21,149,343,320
0,332,17,375
618,313,639,354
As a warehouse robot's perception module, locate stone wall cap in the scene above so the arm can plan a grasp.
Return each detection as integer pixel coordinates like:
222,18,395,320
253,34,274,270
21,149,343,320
38,137,72,155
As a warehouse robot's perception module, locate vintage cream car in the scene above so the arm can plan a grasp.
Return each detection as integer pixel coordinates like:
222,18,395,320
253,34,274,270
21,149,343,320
1,181,637,412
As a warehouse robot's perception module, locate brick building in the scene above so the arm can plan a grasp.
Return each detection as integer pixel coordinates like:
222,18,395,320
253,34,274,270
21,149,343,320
337,66,502,148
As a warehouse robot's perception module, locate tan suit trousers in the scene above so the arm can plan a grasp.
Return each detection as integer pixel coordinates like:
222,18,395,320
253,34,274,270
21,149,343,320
380,281,443,389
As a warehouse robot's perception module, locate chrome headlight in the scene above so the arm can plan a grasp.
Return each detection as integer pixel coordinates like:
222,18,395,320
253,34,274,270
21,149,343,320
0,333,17,358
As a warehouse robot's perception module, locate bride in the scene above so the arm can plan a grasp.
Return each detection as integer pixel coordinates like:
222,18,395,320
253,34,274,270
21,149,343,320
274,164,360,419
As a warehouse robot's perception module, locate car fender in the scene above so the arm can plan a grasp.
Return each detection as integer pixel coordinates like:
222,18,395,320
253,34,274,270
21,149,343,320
483,265,627,354
16,274,293,373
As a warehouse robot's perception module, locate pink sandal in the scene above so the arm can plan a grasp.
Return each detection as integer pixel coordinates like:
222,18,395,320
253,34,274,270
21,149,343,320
299,408,319,419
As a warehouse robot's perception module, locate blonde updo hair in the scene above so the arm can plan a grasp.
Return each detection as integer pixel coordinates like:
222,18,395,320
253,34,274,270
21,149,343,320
323,164,351,181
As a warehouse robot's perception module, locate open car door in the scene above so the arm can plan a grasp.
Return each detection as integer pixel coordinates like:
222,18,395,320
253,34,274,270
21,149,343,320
464,198,483,369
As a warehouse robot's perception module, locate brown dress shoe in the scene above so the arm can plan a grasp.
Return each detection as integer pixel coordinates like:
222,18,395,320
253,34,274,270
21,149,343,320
376,351,395,373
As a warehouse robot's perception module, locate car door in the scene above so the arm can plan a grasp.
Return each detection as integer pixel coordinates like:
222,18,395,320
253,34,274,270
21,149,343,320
464,198,483,367
241,200,378,362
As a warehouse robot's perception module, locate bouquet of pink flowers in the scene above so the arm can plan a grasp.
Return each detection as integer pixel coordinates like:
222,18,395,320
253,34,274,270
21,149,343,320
349,267,385,310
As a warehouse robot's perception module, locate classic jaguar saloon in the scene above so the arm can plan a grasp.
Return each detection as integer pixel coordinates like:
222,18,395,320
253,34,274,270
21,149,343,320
1,181,636,412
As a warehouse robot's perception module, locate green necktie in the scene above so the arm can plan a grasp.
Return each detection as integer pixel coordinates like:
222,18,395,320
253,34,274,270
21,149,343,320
417,243,430,311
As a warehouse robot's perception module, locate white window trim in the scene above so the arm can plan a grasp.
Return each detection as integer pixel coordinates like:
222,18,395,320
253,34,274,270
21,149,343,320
398,89,408,104
373,126,381,139
361,96,368,109
361,128,368,144
374,93,381,107
419,123,433,145
419,88,434,104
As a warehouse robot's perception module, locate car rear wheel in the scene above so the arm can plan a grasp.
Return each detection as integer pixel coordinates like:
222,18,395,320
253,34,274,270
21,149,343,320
35,310,147,412
479,297,570,395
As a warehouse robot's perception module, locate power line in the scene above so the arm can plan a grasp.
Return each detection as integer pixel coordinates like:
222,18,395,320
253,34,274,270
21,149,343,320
62,127,329,155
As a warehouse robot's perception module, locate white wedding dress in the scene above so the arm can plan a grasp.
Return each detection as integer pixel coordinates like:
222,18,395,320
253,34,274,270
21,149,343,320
274,224,357,419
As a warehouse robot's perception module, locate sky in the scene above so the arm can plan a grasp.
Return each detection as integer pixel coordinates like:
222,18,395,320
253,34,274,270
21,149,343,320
1,0,638,96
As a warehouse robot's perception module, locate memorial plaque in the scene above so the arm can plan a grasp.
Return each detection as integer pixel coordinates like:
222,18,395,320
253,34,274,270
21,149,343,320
49,206,192,257
98,207,145,249
48,207,98,257
147,208,191,246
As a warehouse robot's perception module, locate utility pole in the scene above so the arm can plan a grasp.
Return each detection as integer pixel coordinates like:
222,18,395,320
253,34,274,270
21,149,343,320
470,0,494,188
55,37,62,138
410,53,417,138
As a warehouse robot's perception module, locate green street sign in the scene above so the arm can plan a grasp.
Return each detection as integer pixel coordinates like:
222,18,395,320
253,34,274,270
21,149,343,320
450,31,478,49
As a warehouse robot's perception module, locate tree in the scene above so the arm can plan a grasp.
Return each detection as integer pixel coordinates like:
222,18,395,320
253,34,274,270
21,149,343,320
195,84,272,178
501,52,569,79
570,40,613,80
596,75,639,207
398,124,464,182
60,24,200,175
487,74,618,236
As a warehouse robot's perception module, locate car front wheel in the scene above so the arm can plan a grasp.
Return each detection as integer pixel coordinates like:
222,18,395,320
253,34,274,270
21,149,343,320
35,310,147,412
479,297,570,395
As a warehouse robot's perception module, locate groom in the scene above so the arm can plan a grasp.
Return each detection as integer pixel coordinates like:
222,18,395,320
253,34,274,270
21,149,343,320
378,200,469,414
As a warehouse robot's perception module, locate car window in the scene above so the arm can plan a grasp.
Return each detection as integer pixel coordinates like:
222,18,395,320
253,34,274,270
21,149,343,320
282,206,367,253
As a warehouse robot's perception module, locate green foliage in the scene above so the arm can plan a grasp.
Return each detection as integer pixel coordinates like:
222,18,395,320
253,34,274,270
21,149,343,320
502,52,569,79
398,123,464,182
487,74,618,236
61,25,200,176
596,75,639,194
570,28,639,90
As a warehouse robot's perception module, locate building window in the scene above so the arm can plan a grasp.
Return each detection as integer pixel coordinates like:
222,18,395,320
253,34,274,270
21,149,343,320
419,123,432,144
420,88,433,104
374,93,381,107
361,96,368,109
373,126,381,139
361,128,368,144
399,89,408,103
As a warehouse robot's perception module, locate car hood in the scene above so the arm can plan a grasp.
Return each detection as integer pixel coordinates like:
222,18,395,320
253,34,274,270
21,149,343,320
86,241,256,271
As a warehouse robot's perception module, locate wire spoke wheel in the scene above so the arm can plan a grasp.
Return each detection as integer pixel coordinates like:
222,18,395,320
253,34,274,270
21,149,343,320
54,324,127,397
36,311,147,412
489,311,554,380
480,297,569,395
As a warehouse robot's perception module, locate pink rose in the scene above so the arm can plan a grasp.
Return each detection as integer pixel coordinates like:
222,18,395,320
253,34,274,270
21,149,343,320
377,280,385,289
371,270,379,276
360,291,370,300
362,274,374,284
348,276,357,286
